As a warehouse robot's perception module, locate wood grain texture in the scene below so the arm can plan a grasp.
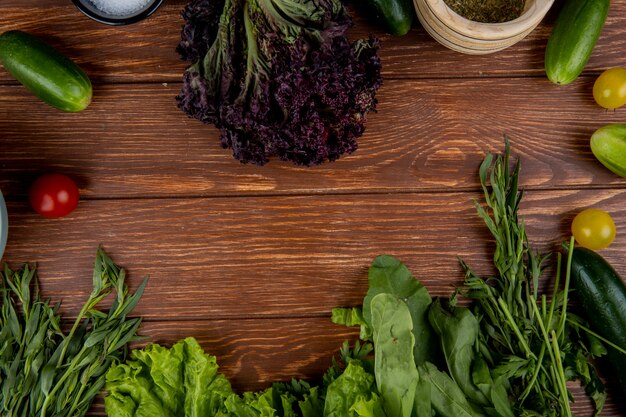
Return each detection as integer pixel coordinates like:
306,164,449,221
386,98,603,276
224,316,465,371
1,1,626,416
4,189,626,320
133,318,361,392
0,0,625,82
1,79,625,199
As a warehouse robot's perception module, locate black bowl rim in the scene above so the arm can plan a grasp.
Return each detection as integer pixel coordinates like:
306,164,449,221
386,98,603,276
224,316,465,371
71,0,164,25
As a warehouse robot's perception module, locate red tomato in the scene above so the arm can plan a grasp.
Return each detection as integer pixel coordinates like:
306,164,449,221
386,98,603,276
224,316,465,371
29,174,79,218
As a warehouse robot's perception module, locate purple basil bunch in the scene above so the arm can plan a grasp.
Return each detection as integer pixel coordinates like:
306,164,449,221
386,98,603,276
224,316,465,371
177,0,382,165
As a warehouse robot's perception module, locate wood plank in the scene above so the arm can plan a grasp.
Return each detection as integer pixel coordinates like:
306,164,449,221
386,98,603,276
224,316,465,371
3,189,626,320
0,0,625,82
1,79,624,199
378,0,626,80
78,318,625,416
1,1,624,417
0,3,186,84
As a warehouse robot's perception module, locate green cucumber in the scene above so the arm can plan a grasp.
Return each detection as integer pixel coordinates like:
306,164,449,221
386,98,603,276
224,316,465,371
591,124,626,179
364,0,415,36
0,30,92,112
570,247,626,395
544,0,610,85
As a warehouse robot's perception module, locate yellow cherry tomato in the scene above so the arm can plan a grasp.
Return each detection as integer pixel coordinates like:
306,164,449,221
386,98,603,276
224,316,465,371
571,208,616,250
593,68,626,109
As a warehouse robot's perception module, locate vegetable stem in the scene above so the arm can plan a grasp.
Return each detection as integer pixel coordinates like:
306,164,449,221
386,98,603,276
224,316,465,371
57,301,92,366
519,343,546,403
546,252,562,334
41,343,90,417
497,297,535,359
455,144,608,415
557,237,575,340
530,298,557,374
1,249,145,417
567,319,626,355
551,330,572,416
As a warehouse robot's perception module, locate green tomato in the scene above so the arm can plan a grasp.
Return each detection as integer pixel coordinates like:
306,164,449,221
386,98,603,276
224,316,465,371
593,68,626,109
590,124,626,179
572,208,616,250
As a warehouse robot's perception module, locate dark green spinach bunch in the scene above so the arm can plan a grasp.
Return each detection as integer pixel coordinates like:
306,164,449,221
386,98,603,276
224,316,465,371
334,255,515,417
458,139,607,416
0,248,147,417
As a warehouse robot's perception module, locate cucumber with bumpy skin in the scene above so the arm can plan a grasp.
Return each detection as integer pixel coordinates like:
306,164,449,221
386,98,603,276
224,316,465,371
591,124,626,179
570,247,626,395
544,0,610,85
0,30,92,112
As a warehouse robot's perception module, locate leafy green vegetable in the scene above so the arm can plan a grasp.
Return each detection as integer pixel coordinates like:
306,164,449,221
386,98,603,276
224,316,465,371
364,255,436,365
412,373,432,417
0,248,146,417
426,299,516,417
177,0,381,166
331,307,371,341
323,360,383,417
224,389,289,416
457,139,607,416
418,362,482,417
106,337,232,417
104,141,613,417
471,356,514,417
107,337,383,417
370,293,418,417
428,300,490,407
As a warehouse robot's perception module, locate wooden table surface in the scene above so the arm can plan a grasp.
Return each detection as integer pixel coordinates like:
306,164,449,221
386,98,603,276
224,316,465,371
2,0,626,415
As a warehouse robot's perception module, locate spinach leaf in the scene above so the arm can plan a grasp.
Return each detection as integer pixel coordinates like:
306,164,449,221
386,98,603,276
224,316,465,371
364,255,436,365
419,362,484,417
472,356,515,417
370,293,418,417
428,299,490,407
412,374,433,417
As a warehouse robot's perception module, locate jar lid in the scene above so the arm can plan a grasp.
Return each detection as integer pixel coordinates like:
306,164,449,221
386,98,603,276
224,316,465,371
71,0,164,25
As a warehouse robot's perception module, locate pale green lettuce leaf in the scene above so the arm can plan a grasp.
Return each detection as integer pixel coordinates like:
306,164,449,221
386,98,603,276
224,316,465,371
323,360,382,417
349,393,386,417
104,360,179,417
298,386,324,417
105,337,232,417
331,307,372,340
